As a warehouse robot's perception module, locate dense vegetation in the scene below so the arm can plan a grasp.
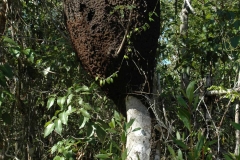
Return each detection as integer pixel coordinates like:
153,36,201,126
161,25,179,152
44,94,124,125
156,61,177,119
0,0,240,159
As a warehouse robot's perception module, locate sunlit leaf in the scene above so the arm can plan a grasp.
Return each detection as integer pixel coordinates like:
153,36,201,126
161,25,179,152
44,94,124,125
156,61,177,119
80,108,91,118
67,94,74,105
109,118,115,129
66,105,76,115
177,149,183,159
176,131,181,140
59,111,68,125
86,124,95,137
51,145,58,154
47,97,55,110
95,153,112,159
57,96,66,110
54,118,62,135
114,111,121,121
167,145,176,157
53,156,65,160
43,67,51,76
79,116,89,129
44,123,55,137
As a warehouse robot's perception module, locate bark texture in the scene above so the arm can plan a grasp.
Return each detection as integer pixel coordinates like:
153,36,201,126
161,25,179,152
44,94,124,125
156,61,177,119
64,0,160,111
126,96,151,160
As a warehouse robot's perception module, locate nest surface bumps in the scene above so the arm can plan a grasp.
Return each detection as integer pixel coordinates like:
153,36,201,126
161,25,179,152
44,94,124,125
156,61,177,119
64,0,160,101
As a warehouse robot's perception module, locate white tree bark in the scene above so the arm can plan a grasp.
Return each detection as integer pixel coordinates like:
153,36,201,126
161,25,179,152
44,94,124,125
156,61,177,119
234,69,240,155
126,96,151,160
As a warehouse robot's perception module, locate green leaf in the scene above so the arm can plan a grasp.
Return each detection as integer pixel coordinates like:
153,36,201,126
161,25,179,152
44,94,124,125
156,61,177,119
0,74,7,87
121,149,127,160
109,78,113,84
80,108,91,118
95,124,106,143
109,118,115,128
106,77,111,84
59,111,68,125
54,118,62,135
177,149,183,159
0,64,13,78
2,112,12,124
57,96,66,110
82,103,91,110
114,111,121,121
132,127,141,132
177,96,187,108
223,154,234,160
194,135,204,158
22,48,31,55
51,145,58,154
231,122,240,130
79,116,89,129
66,105,76,115
205,13,212,20
86,124,95,138
47,97,55,110
126,118,135,130
3,36,18,46
173,139,188,150
44,123,55,137
176,131,181,140
167,145,176,157
193,97,199,111
81,85,89,91
95,153,112,159
53,156,65,160
230,36,240,48
121,132,127,143
178,108,191,132
186,81,195,103
67,94,74,105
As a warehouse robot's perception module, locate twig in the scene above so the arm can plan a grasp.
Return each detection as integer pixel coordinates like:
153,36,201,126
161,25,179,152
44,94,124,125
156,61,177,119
114,0,135,56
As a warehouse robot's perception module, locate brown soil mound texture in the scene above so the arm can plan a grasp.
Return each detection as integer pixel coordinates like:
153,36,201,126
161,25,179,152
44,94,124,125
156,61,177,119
64,0,160,109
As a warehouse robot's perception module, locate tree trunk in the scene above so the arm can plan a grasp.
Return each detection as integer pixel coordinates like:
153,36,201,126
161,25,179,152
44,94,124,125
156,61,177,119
126,96,151,160
179,0,194,89
234,69,240,155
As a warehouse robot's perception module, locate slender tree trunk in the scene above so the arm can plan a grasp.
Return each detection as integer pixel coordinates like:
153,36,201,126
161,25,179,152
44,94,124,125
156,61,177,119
180,0,194,89
234,69,240,155
126,96,151,160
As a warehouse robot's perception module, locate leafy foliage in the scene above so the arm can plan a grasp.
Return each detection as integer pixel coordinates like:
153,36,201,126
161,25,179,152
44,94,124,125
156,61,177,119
1,0,240,159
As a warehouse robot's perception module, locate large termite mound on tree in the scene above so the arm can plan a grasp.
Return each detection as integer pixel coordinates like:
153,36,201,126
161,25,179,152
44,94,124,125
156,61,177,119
64,0,160,109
